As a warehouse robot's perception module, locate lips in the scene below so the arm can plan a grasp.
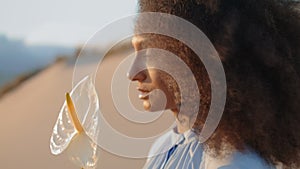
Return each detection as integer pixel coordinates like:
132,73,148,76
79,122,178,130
137,87,150,100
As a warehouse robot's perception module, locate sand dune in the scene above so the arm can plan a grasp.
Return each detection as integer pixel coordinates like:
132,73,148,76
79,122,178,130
0,50,175,169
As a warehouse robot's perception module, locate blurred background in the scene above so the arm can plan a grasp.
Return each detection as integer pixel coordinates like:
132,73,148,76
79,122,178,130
0,0,176,168
0,0,138,89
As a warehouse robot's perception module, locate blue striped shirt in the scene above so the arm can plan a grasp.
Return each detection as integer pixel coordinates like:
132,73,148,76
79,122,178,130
143,127,277,169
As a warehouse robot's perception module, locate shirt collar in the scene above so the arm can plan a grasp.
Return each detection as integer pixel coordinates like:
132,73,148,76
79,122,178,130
171,127,198,145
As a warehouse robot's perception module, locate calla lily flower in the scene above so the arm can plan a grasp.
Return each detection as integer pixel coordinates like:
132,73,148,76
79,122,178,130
50,75,100,169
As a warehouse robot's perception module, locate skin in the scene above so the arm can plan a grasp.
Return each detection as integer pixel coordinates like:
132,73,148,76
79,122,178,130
127,35,192,133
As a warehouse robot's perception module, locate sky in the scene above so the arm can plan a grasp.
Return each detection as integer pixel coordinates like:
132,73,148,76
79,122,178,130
0,0,138,47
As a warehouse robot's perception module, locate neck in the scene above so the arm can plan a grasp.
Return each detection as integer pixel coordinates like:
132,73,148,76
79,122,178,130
171,109,195,134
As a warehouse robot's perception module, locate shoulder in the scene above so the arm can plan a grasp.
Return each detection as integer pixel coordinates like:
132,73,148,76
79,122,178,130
217,148,276,169
144,128,204,169
147,129,174,157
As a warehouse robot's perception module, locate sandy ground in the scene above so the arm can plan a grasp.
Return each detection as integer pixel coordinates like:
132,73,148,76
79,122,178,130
0,51,174,169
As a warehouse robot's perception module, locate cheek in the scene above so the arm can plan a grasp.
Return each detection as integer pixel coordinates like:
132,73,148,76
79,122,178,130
147,89,168,111
149,70,167,91
153,71,179,108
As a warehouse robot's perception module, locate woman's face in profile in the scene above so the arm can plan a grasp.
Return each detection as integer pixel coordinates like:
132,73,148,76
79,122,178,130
127,35,178,112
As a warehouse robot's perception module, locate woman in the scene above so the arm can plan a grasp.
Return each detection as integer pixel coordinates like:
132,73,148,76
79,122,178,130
128,0,300,168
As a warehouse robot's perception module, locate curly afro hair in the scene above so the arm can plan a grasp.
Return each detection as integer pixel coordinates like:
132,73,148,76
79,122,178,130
137,0,300,168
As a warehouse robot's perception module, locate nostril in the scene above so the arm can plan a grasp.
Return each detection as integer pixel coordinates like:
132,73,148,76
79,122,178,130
127,69,137,81
135,71,147,81
128,70,147,82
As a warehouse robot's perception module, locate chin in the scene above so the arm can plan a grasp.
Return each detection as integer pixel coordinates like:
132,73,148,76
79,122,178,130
143,100,151,111
143,99,169,112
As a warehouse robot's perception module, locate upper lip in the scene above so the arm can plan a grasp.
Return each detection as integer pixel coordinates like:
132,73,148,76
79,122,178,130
137,87,150,93
137,87,151,100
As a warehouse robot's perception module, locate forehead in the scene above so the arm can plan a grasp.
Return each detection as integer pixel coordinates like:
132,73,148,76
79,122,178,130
131,34,185,55
131,35,155,50
132,34,166,49
131,35,145,45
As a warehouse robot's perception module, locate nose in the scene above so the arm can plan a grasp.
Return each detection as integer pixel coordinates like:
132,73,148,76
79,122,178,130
127,69,147,82
127,51,147,82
